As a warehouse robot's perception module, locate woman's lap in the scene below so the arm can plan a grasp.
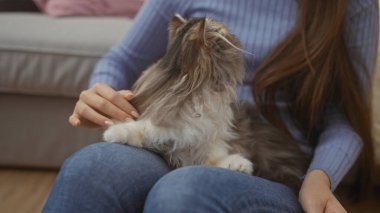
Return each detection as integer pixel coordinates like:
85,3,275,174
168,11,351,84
43,142,171,213
145,166,302,213
43,142,302,213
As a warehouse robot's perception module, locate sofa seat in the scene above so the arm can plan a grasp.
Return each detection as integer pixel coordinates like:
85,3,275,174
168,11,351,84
0,13,132,167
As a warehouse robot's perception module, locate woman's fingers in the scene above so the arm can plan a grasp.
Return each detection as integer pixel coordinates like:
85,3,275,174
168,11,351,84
118,90,135,100
69,113,102,128
74,100,114,127
79,90,132,121
69,83,140,128
68,113,81,127
300,198,324,213
92,84,139,118
324,196,347,213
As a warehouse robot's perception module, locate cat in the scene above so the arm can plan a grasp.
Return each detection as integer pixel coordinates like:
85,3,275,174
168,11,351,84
103,14,307,191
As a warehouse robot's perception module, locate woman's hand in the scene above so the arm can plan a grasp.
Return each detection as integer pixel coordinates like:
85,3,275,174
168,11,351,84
299,170,347,213
69,83,139,128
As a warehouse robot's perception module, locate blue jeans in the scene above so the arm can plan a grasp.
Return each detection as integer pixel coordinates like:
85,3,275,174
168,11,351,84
43,142,302,213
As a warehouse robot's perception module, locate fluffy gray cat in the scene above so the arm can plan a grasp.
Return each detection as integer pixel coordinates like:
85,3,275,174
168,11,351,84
104,14,307,191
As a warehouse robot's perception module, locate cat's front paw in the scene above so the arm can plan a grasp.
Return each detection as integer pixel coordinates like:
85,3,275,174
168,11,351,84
217,154,254,175
103,124,128,143
103,123,143,148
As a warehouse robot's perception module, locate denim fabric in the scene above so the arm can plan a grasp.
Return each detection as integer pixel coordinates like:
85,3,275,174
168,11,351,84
43,142,302,213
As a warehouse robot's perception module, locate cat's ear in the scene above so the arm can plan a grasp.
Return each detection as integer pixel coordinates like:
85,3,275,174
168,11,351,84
169,14,186,33
168,14,186,43
188,18,207,46
198,18,206,45
174,14,187,23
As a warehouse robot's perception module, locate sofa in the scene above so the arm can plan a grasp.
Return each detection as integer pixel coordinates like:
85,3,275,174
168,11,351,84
0,2,133,167
0,1,379,181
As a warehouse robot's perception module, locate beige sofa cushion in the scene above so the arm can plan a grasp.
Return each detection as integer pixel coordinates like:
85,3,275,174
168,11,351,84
0,13,131,98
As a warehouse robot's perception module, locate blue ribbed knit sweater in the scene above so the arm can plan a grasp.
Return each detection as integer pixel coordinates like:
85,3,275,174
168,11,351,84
90,0,379,190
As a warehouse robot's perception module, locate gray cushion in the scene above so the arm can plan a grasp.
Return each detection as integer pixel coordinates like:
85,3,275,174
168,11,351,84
0,13,131,98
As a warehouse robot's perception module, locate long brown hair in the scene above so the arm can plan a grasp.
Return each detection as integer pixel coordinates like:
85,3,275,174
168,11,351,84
252,0,375,195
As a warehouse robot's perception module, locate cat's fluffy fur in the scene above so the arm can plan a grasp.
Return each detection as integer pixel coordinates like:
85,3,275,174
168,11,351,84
104,15,307,191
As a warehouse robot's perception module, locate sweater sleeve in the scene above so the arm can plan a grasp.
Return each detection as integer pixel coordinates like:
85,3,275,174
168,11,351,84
307,1,379,191
89,0,184,90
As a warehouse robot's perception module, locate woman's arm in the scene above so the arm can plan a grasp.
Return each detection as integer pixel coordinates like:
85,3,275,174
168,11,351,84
299,1,378,212
306,0,379,191
70,0,189,127
89,0,188,90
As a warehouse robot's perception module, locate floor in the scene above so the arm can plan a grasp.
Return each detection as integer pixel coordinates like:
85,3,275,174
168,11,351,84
337,188,380,213
0,169,56,213
0,168,379,213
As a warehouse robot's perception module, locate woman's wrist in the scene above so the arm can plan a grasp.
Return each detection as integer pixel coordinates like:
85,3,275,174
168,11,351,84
304,169,331,190
299,169,348,213
299,169,332,206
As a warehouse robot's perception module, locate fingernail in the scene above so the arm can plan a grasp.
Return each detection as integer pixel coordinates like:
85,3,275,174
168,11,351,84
131,111,139,118
127,93,134,99
104,120,114,126
125,117,134,122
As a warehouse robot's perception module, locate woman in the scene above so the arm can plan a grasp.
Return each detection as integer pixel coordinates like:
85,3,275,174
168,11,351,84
43,0,379,212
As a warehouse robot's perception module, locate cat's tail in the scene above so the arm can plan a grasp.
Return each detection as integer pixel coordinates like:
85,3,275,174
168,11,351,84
230,102,308,192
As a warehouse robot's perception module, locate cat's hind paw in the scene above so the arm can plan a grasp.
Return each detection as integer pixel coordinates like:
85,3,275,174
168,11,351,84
217,154,254,175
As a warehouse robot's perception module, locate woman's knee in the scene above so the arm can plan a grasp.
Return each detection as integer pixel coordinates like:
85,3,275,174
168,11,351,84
47,142,171,212
60,142,123,181
61,142,169,180
144,166,235,213
144,166,302,213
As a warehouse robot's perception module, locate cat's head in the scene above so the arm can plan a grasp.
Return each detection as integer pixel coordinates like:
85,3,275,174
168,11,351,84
161,14,244,94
